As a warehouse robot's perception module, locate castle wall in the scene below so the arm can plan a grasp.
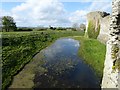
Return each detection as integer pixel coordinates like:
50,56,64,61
85,11,110,39
101,0,120,89
97,15,110,44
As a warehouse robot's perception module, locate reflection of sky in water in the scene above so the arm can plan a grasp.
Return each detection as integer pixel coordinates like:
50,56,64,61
41,38,80,60
34,38,100,88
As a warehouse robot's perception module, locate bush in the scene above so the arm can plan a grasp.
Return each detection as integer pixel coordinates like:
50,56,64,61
56,27,66,31
2,32,52,89
16,28,33,31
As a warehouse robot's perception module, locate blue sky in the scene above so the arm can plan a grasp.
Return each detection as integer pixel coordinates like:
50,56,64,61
0,0,112,27
1,2,22,11
62,2,91,12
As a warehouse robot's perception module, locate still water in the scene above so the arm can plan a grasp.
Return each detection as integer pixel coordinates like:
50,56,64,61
33,38,100,88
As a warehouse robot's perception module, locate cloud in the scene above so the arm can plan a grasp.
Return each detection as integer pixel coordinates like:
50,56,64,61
88,2,112,12
1,0,112,27
69,10,87,24
2,0,111,2
10,0,69,27
68,1,111,25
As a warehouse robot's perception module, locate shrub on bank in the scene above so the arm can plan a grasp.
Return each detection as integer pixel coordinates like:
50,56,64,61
2,31,84,89
16,28,33,31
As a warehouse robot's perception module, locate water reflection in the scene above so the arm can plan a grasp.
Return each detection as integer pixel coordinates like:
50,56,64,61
33,38,100,88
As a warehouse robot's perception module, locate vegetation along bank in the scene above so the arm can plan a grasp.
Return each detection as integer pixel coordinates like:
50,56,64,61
2,30,84,89
73,36,106,79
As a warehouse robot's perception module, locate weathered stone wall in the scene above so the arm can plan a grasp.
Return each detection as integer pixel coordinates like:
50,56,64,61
85,11,110,39
102,0,120,89
97,15,111,44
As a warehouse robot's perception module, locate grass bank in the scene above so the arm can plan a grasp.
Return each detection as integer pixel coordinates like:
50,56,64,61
2,30,84,90
73,36,106,78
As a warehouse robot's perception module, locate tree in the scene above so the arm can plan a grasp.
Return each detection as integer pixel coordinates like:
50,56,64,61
72,23,79,31
80,24,86,31
49,25,56,30
2,16,17,32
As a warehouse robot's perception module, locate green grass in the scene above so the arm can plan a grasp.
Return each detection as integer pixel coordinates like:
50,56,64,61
2,30,106,89
2,30,84,90
73,36,106,78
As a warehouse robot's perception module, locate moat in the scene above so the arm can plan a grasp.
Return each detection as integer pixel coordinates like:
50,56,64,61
33,38,100,88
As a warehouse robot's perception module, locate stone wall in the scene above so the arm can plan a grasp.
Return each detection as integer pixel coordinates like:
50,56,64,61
102,0,120,89
85,11,110,39
97,15,111,44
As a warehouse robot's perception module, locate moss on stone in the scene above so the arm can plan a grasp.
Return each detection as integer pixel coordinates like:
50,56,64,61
84,32,88,38
111,44,120,71
112,66,116,70
111,53,117,59
115,59,120,71
87,20,100,39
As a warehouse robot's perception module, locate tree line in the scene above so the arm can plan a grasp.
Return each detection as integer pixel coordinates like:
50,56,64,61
0,16,86,32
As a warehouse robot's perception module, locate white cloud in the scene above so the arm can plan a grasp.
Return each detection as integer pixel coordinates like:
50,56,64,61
88,2,112,12
10,0,69,27
68,1,111,25
1,0,111,2
69,10,87,24
1,0,112,27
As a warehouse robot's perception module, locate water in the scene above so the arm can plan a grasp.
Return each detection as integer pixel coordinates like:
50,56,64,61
33,38,100,88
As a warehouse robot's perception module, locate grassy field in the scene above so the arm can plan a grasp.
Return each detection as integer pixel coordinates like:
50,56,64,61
2,30,106,89
2,30,84,90
73,36,106,78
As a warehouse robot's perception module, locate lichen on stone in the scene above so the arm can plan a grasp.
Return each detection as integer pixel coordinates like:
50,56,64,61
115,58,120,71
111,44,120,71
111,44,119,59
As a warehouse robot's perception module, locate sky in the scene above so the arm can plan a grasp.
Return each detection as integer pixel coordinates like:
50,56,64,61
0,0,112,27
